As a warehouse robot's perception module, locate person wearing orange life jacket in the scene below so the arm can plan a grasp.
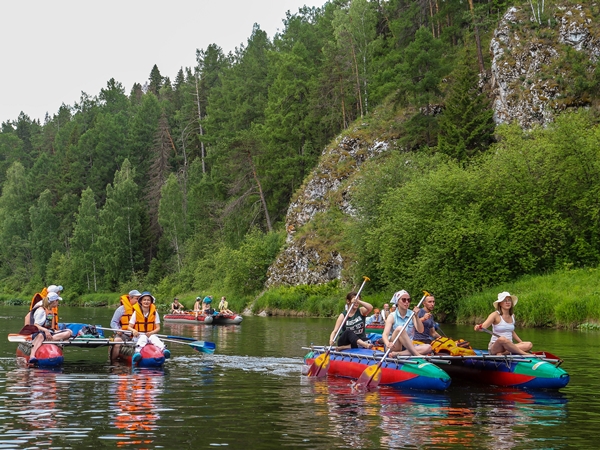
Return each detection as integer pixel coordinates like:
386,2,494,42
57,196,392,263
28,284,63,330
27,292,73,364
109,290,141,361
128,292,170,363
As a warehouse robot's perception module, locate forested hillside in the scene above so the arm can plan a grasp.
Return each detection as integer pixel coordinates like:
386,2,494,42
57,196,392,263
1,0,599,314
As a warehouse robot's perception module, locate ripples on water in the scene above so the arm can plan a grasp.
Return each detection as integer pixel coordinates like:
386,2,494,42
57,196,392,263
0,311,598,449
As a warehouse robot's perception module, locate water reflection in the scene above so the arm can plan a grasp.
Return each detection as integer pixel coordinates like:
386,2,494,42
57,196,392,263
2,367,91,447
301,376,569,448
108,366,165,447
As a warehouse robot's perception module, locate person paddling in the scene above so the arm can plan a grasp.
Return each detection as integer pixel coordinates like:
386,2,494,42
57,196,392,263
128,292,170,363
382,290,431,357
475,291,532,355
329,291,374,351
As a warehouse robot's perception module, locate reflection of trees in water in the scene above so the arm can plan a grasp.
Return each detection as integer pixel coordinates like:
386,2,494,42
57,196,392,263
110,368,165,447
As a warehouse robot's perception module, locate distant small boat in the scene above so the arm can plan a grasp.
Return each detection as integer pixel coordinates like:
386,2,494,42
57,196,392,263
164,312,242,325
163,313,213,324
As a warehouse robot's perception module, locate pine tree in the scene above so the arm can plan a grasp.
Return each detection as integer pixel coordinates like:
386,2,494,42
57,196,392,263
148,64,164,95
437,52,495,162
97,159,144,288
70,187,100,291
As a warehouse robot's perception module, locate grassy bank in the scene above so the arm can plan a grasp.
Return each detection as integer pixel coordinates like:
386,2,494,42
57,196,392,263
457,267,600,329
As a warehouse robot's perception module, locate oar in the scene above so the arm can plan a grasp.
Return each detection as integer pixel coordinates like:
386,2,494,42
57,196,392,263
355,290,429,390
307,276,370,377
95,327,216,354
159,337,215,354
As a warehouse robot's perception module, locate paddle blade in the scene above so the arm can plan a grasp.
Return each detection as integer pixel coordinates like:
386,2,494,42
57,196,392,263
356,364,382,390
190,341,216,354
307,352,330,377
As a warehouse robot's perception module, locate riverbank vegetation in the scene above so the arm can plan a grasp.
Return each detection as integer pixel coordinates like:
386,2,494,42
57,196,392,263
1,1,600,327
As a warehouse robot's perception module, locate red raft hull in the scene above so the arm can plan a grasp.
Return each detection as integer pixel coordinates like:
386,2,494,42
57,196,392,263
17,342,64,367
163,313,213,324
117,344,166,368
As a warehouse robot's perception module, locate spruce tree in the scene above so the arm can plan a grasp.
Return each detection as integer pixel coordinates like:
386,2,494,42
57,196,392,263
437,52,495,162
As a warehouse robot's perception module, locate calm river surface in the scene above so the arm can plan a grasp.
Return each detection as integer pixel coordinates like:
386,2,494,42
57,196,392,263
0,305,599,449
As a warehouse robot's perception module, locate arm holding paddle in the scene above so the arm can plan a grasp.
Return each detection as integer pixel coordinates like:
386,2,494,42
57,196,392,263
382,292,431,357
307,276,370,377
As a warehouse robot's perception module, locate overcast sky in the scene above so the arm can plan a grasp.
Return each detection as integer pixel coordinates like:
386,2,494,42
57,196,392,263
1,0,326,124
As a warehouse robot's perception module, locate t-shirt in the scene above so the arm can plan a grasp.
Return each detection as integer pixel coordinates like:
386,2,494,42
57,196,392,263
391,310,416,339
32,307,48,326
413,308,436,342
341,309,367,340
110,305,125,329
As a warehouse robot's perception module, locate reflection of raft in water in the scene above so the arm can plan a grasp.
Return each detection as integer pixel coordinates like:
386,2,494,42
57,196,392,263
9,325,165,368
303,347,452,391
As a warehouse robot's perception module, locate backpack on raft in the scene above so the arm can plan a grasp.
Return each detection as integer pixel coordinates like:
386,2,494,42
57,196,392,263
431,336,476,356
77,325,101,338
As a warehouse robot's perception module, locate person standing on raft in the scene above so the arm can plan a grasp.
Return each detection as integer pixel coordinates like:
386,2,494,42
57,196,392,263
128,292,170,363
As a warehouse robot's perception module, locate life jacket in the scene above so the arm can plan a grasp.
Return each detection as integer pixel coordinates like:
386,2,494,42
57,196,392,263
29,287,59,330
132,303,157,333
29,287,48,311
430,337,476,357
119,294,134,329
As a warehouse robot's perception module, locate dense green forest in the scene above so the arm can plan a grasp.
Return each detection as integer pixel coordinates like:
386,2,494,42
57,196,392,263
1,0,599,318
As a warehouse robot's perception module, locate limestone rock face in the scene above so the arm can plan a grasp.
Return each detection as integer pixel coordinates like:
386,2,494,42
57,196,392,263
265,136,388,287
490,4,600,128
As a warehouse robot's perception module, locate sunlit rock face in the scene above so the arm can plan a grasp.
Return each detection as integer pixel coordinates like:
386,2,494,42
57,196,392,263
265,137,387,287
490,4,600,129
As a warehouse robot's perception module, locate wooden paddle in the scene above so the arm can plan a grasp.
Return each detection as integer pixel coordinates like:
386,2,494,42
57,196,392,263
96,327,216,354
355,290,430,390
307,276,370,377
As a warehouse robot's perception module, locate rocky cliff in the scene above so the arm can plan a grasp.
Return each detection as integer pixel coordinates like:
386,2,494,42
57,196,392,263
491,3,600,128
266,2,600,288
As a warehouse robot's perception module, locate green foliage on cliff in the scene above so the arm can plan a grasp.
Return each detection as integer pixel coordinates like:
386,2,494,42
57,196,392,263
352,110,600,320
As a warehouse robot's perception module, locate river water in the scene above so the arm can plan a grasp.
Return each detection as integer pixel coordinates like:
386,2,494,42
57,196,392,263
0,305,599,449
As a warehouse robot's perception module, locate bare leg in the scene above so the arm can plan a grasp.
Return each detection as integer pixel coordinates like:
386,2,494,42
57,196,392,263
29,333,45,359
490,337,531,355
389,329,423,356
111,336,123,361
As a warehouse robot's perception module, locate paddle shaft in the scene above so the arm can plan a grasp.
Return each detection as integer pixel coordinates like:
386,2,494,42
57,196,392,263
310,276,370,377
478,327,501,338
329,276,370,347
98,326,197,342
361,291,429,389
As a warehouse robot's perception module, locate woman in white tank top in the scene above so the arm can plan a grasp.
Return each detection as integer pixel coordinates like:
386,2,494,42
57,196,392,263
473,291,532,355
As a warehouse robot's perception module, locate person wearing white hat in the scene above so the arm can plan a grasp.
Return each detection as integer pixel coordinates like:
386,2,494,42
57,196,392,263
27,292,73,364
474,291,532,355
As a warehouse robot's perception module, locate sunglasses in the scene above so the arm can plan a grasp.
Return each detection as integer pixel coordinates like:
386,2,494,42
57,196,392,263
399,298,411,303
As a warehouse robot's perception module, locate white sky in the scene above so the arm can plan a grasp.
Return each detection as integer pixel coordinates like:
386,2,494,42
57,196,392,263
1,0,326,124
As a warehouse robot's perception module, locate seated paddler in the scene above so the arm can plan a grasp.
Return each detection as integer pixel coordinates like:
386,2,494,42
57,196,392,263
27,292,73,364
127,291,170,363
